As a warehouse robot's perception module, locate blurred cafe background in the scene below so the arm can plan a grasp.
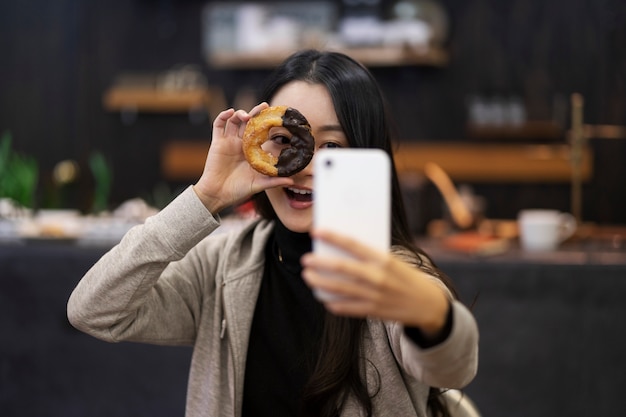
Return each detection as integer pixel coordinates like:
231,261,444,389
1,1,625,416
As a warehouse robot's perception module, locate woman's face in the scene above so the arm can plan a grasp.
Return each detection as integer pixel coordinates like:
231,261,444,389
264,81,349,233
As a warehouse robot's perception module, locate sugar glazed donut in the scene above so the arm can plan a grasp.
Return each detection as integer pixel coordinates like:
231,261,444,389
242,106,315,177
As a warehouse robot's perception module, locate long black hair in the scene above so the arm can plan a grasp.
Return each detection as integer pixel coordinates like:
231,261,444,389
253,49,454,417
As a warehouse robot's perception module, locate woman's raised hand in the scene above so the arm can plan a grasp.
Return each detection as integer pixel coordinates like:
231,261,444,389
193,103,294,213
301,229,450,337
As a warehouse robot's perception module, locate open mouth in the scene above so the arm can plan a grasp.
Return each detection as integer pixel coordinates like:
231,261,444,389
285,187,313,202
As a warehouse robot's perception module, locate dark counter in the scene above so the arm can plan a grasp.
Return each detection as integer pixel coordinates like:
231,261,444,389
0,242,191,417
2,238,625,417
417,238,626,417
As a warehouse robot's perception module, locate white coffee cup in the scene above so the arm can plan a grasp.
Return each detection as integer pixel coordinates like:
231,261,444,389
517,209,577,251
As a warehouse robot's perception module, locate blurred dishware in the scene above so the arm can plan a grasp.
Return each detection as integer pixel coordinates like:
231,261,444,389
518,209,577,251
18,209,83,240
442,231,511,256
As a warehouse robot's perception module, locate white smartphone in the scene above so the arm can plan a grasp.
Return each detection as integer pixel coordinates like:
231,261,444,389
312,148,391,300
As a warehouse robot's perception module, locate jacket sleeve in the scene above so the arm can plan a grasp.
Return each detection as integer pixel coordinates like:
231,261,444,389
387,300,479,389
67,186,223,345
385,246,479,389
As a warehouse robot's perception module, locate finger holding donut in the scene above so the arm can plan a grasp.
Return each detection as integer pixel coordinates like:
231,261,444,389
221,103,266,142
193,104,294,214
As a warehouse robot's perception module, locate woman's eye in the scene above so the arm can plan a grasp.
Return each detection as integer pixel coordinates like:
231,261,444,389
271,135,291,146
321,142,344,149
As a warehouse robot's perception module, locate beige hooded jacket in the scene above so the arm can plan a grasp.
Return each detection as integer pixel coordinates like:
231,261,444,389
67,186,478,417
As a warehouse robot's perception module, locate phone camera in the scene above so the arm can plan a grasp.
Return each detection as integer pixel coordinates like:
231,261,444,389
324,158,333,168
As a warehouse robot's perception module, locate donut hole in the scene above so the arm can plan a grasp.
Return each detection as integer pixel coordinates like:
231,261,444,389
261,127,294,158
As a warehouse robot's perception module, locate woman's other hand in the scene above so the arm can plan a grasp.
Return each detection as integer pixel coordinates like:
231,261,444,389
301,229,450,338
193,103,294,213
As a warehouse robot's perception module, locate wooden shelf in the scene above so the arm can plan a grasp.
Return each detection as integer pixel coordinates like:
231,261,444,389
207,46,449,69
102,86,226,115
394,142,592,183
467,121,563,140
161,140,209,180
161,140,592,183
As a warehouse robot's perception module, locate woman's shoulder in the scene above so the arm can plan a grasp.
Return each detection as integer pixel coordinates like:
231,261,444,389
195,216,274,255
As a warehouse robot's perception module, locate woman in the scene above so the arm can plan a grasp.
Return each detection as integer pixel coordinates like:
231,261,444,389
68,50,478,417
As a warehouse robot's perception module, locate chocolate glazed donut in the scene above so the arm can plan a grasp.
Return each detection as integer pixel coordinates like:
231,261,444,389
242,106,315,177
276,108,315,176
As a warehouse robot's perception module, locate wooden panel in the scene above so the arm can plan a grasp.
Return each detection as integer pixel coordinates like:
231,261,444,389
207,46,449,69
161,141,208,181
394,142,592,182
160,141,592,183
102,86,226,115
466,121,563,140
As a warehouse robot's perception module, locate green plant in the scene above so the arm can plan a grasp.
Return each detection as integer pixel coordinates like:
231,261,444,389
89,151,112,213
0,130,38,208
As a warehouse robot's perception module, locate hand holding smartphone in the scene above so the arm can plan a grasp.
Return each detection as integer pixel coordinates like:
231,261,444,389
312,148,391,301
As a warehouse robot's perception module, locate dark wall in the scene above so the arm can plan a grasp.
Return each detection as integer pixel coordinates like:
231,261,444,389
1,0,625,223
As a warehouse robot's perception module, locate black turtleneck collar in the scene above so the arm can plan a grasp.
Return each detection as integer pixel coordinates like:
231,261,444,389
272,220,312,274
242,220,323,417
